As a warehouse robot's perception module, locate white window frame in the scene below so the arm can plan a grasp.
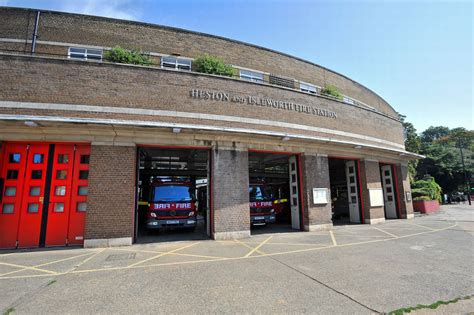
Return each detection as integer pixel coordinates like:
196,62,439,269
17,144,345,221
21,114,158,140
300,82,317,94
161,56,192,71
68,47,102,61
343,96,355,105
239,69,264,83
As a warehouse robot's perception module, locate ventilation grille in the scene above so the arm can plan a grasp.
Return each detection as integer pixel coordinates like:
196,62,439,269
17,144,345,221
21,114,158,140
269,74,295,89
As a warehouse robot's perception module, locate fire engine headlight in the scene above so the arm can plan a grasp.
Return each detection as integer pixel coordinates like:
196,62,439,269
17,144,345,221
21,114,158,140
150,212,157,218
188,211,195,217
270,209,275,213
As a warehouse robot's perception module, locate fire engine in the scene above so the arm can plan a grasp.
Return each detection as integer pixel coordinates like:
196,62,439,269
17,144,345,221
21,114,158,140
146,178,197,231
249,182,276,226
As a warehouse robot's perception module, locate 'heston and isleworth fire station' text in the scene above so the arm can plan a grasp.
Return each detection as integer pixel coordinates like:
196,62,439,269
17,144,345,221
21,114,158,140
190,89,337,119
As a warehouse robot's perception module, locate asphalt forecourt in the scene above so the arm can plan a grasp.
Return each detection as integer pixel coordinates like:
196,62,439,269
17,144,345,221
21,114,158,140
0,205,472,314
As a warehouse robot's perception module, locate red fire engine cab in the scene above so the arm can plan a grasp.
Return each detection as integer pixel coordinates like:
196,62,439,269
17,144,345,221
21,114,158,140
147,179,197,231
249,182,276,226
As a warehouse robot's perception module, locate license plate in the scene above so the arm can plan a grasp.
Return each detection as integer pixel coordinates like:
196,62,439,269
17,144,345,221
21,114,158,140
254,216,265,220
166,220,180,224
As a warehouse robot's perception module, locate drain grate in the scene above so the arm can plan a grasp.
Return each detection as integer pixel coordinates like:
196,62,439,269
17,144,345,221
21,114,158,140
105,253,136,261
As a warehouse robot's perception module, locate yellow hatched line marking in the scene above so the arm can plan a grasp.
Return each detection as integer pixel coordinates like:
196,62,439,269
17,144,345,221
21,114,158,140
0,261,58,275
329,230,338,246
234,239,266,255
110,246,225,260
0,251,96,277
243,241,331,247
70,248,107,271
128,242,201,267
373,226,399,238
408,222,436,231
0,222,458,280
244,236,273,257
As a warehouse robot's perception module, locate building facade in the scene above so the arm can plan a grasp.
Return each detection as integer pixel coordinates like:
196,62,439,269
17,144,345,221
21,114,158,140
0,7,420,248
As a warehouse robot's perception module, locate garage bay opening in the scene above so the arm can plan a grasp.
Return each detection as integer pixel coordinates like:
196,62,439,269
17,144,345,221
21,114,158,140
328,158,362,225
248,151,302,235
135,147,210,243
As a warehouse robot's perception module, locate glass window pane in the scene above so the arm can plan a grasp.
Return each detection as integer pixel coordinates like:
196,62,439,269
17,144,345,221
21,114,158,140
56,170,67,180
69,47,86,54
9,153,20,163
348,166,354,174
387,196,393,202
292,197,297,206
4,186,16,196
2,204,14,214
28,203,39,213
77,202,87,212
387,187,392,193
55,186,66,196
86,49,102,56
350,186,356,194
79,170,89,180
349,176,355,183
292,186,297,194
33,154,44,164
80,155,90,164
54,203,64,213
291,174,296,183
7,170,19,179
31,170,42,179
30,186,41,196
351,196,357,203
87,54,102,60
291,163,296,171
57,154,69,164
385,179,391,185
78,186,88,196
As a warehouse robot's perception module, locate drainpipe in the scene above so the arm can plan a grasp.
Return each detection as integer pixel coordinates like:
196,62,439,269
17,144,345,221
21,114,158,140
31,10,41,54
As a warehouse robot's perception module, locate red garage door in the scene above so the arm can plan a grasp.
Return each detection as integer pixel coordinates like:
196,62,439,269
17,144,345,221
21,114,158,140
0,142,90,249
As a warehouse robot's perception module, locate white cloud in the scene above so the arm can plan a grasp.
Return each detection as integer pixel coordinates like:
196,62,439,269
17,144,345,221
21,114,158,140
61,0,142,21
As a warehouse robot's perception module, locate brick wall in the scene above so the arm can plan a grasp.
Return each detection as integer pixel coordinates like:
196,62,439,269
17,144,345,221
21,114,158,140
301,154,332,228
359,160,385,221
211,146,250,237
0,7,397,117
85,145,136,240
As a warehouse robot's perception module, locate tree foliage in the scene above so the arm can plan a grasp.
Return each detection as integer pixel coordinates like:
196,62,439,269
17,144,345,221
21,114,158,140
104,46,152,66
399,114,421,182
193,54,234,77
411,176,442,202
321,85,343,100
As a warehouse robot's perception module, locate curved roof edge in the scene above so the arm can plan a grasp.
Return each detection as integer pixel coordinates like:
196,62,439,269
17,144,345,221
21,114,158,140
1,6,400,120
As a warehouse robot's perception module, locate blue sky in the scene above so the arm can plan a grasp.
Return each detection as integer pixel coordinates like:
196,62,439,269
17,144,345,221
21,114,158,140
2,0,472,133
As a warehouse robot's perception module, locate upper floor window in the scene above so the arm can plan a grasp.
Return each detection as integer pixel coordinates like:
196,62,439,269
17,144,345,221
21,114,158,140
161,56,192,71
343,96,355,105
300,82,317,94
240,69,264,83
68,47,102,61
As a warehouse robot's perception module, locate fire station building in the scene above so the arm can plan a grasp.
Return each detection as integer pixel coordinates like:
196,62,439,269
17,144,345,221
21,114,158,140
0,7,420,249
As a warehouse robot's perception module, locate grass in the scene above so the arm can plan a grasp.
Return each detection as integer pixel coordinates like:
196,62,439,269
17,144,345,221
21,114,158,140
3,307,14,315
388,295,472,314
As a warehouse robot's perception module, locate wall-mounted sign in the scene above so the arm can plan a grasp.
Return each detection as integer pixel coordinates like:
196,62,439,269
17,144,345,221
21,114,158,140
369,188,384,207
190,89,338,119
405,191,412,202
313,188,329,204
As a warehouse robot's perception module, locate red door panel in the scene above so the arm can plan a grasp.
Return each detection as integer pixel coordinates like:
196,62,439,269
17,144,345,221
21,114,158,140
17,144,49,248
0,143,28,248
45,145,75,246
67,145,90,245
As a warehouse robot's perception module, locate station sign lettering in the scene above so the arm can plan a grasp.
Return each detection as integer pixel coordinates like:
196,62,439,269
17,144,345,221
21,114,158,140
190,88,337,119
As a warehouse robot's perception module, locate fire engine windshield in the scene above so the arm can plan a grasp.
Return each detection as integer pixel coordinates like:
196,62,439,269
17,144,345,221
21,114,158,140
249,185,273,202
153,185,194,202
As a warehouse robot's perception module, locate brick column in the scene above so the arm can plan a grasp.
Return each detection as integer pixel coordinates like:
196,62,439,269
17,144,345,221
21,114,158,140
211,146,250,240
394,163,414,219
301,154,332,231
84,144,136,247
359,159,385,224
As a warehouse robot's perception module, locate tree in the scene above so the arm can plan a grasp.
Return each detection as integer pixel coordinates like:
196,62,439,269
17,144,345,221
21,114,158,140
399,114,421,182
420,126,450,145
193,54,235,77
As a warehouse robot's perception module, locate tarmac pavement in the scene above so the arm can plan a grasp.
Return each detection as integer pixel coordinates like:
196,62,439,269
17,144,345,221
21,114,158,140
0,204,473,314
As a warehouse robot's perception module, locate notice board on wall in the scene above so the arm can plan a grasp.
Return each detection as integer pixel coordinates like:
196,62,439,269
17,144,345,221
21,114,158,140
369,188,384,207
312,188,328,204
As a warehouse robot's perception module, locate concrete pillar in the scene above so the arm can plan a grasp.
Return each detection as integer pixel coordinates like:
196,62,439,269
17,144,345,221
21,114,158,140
301,154,332,231
359,159,385,224
395,163,414,219
211,146,250,240
84,144,136,247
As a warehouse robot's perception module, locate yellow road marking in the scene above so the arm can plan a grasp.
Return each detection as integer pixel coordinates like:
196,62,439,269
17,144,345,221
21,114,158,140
234,239,266,255
242,241,331,247
0,261,58,275
110,246,224,260
408,222,435,231
0,222,458,280
372,226,399,238
0,251,96,277
244,236,273,257
70,248,107,271
128,242,201,267
329,230,338,246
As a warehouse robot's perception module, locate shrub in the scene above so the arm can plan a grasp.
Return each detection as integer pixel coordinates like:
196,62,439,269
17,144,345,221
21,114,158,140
411,176,442,202
104,46,152,66
413,196,431,201
321,85,343,100
193,54,234,77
